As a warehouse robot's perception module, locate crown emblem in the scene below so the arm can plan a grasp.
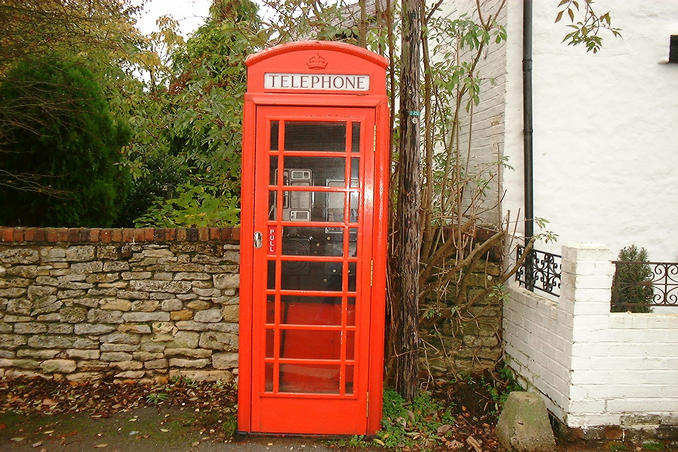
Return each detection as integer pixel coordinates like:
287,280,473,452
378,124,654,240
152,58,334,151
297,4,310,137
306,53,328,70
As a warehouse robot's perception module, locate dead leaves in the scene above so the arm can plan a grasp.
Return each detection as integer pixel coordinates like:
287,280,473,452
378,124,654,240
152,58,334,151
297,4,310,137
0,376,237,418
0,376,239,447
466,435,482,452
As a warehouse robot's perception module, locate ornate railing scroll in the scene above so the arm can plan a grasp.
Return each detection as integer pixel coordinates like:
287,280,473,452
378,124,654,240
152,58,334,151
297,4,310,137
611,261,678,311
516,246,562,297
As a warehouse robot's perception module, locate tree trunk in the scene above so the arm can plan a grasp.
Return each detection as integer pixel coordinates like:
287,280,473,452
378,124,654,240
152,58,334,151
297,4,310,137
393,0,421,402
358,0,367,48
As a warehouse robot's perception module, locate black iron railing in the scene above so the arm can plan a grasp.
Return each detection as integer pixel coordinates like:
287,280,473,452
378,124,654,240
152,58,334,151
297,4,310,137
611,261,678,311
516,245,562,296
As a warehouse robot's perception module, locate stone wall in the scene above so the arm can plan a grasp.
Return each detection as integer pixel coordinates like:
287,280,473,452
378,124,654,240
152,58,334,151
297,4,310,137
0,226,505,384
0,227,240,383
421,259,503,376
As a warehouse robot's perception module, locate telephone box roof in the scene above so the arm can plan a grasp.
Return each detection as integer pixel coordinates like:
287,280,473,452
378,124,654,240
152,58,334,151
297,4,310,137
246,40,388,68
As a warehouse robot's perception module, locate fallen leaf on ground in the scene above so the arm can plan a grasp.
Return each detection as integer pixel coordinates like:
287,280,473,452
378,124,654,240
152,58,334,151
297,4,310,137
466,435,482,452
437,424,453,435
446,439,464,449
94,443,108,448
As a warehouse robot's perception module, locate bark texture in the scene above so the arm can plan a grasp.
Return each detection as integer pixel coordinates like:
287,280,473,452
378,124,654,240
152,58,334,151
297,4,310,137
393,0,421,401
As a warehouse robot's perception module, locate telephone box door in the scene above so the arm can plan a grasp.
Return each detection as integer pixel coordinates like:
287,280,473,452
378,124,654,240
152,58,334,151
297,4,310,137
250,105,375,434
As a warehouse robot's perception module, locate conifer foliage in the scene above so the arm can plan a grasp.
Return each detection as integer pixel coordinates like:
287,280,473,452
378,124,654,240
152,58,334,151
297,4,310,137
0,55,130,226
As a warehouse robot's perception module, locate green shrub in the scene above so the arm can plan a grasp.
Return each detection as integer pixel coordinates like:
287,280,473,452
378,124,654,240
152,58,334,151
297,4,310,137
0,54,130,226
611,245,653,313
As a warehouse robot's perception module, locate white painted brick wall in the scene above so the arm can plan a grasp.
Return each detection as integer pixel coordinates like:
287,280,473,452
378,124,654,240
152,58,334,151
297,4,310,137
443,0,507,226
505,243,678,429
504,282,573,421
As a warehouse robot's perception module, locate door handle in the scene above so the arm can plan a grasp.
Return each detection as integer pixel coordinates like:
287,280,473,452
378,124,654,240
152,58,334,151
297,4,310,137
253,231,263,249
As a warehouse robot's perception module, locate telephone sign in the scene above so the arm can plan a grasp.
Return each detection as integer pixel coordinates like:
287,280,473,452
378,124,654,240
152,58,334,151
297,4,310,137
239,41,389,436
263,73,370,91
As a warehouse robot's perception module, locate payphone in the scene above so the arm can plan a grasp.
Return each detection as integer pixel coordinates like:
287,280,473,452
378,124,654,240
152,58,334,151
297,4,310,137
239,41,389,436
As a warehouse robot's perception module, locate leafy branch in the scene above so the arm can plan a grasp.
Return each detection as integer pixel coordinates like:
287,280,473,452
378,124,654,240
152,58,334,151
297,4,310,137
555,0,621,53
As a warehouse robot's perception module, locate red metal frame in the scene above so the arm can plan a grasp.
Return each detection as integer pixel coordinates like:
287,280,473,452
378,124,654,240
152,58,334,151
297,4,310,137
239,41,389,436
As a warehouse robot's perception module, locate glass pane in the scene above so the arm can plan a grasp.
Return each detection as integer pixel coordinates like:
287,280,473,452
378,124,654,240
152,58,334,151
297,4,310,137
326,188,344,223
284,122,346,152
265,328,274,358
274,190,343,223
272,168,312,189
270,189,355,224
265,363,273,392
279,256,309,278
266,295,275,324
268,191,277,221
282,157,345,187
345,330,355,360
347,297,356,326
345,365,354,394
350,192,359,222
280,330,341,359
282,236,311,257
267,260,276,289
280,296,342,325
349,228,358,257
350,158,360,184
269,156,279,185
351,123,360,153
279,364,340,394
281,261,343,292
270,121,279,151
348,262,356,292
283,227,344,257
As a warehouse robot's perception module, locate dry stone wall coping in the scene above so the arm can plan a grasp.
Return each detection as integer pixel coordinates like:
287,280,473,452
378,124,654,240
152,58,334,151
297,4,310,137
0,227,240,244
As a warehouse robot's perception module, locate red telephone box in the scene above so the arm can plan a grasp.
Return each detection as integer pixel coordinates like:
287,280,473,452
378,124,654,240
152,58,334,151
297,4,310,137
238,41,389,435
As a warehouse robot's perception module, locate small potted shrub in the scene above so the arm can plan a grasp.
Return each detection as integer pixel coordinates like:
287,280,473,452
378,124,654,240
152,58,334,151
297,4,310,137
611,245,653,313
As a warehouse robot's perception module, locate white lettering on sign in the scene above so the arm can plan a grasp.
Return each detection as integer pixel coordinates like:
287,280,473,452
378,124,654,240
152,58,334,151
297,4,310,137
268,225,276,254
264,73,370,91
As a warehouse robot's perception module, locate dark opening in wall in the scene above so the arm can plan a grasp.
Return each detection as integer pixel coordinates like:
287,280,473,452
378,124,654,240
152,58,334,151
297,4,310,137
670,35,678,64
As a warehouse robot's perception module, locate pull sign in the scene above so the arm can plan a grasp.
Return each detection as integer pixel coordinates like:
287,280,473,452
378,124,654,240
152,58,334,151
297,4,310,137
268,226,277,254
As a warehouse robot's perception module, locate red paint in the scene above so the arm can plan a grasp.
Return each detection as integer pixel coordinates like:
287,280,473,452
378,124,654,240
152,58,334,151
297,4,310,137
239,41,389,436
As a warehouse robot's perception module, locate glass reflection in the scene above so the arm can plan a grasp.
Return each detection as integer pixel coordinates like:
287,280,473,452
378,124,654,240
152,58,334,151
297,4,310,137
279,364,340,394
279,296,343,325
285,122,345,152
279,330,341,359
